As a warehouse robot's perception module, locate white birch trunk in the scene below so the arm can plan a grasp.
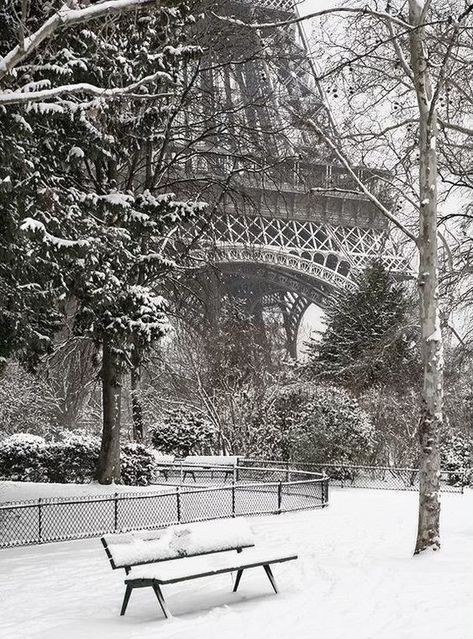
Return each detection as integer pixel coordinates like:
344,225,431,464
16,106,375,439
409,0,443,554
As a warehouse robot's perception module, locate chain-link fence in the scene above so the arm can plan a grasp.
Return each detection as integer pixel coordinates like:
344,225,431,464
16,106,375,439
239,459,466,493
0,466,328,548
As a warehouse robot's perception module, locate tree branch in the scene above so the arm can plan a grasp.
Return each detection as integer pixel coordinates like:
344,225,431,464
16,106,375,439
300,112,418,244
0,71,175,106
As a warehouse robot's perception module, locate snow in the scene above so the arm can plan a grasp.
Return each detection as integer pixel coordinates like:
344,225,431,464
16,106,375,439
67,146,85,160
0,480,169,504
99,193,134,207
105,519,254,567
20,218,90,249
127,547,295,583
0,489,471,639
427,326,442,342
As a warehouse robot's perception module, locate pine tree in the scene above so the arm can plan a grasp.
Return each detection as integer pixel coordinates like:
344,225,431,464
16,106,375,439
305,261,419,393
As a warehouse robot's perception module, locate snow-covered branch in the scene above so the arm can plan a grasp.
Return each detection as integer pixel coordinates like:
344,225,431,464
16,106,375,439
0,0,161,81
0,70,175,106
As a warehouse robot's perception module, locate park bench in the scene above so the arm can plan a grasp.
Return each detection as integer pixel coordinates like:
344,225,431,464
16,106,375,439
181,455,239,483
101,518,297,618
152,454,175,481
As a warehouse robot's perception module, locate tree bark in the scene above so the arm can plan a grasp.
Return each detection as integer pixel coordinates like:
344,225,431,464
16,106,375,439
95,337,122,484
409,0,443,554
130,344,144,442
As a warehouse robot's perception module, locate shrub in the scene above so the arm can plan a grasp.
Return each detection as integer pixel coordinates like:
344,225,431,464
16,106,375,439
0,364,57,437
150,408,216,457
121,443,157,486
0,433,48,482
45,433,100,483
249,383,375,464
441,432,473,486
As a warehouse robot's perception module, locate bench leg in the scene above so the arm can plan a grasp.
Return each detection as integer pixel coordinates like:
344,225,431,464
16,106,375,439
263,565,278,594
120,584,133,616
152,583,171,619
232,569,244,592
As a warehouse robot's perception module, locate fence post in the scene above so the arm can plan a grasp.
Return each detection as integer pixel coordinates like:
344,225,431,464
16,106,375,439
277,481,282,514
285,461,290,483
232,482,236,517
38,499,42,543
114,493,118,532
176,487,181,523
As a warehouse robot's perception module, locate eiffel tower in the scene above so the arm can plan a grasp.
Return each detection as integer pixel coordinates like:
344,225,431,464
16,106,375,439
172,0,408,358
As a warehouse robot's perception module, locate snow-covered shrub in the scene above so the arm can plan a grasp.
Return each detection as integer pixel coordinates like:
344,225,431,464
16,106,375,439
0,433,48,481
121,443,157,486
45,433,100,483
249,383,375,464
150,408,216,457
440,432,473,486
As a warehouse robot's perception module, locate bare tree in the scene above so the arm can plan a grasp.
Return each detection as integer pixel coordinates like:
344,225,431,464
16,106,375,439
225,0,473,552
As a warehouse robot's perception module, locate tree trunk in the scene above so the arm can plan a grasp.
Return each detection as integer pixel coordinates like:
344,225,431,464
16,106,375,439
130,343,144,442
409,0,443,553
95,337,122,484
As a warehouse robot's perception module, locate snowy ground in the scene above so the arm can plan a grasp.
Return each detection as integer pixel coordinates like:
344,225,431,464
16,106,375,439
0,488,471,639
0,480,171,503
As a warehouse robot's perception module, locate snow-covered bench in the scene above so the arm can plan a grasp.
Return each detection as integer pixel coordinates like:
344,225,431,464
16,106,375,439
181,455,239,483
101,518,297,618
152,454,175,481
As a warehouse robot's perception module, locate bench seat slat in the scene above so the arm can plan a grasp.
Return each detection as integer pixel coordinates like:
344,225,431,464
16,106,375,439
125,550,298,585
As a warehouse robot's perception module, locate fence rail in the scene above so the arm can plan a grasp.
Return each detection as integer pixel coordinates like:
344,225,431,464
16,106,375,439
239,459,467,493
0,466,328,549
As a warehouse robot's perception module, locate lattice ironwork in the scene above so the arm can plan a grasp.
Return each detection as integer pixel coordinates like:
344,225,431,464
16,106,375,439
250,0,295,11
241,459,467,493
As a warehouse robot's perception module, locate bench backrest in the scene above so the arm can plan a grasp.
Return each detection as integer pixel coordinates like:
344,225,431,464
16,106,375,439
182,455,239,467
102,518,254,571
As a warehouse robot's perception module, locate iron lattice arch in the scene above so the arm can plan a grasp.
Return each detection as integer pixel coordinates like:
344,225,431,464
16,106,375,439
209,211,407,283
177,205,409,357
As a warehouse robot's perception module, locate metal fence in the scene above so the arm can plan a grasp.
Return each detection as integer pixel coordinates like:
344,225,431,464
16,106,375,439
0,466,328,548
240,459,466,493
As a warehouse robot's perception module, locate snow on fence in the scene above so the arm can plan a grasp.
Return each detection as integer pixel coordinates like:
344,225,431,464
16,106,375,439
239,459,467,493
0,466,328,548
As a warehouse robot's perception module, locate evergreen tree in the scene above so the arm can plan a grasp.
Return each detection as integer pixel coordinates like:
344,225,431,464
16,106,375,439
1,2,206,482
305,262,419,393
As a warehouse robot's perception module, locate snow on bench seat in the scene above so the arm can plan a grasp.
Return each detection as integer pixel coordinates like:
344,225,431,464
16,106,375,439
126,547,298,584
103,518,255,569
